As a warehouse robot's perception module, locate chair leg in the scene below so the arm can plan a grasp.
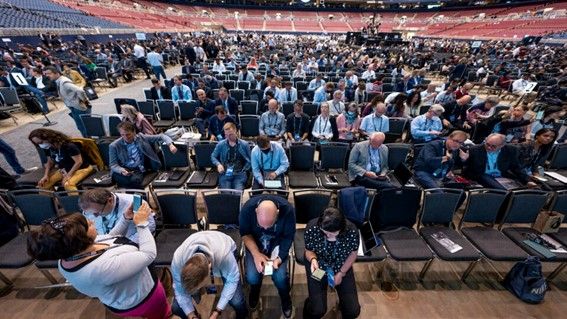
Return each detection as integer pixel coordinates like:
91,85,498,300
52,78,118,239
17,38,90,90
547,262,567,282
39,269,59,284
0,271,13,286
290,259,296,295
419,259,434,281
461,259,480,282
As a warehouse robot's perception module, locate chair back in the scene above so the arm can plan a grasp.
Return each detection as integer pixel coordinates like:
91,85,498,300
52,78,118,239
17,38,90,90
319,142,349,170
501,190,550,225
293,190,333,224
388,117,408,135
108,115,122,137
157,100,176,121
282,102,294,117
230,89,245,102
9,190,57,226
549,144,567,169
138,101,156,119
55,191,85,214
240,115,260,138
161,143,189,169
419,189,463,226
194,141,217,169
551,190,567,215
202,190,242,224
290,142,315,171
179,101,198,120
303,102,319,117
369,187,421,231
459,189,508,227
153,189,198,227
80,114,106,138
386,143,410,170
240,100,258,115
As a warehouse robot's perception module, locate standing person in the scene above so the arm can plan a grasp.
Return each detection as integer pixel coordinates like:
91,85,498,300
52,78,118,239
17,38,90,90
211,122,251,190
0,138,33,176
171,231,248,319
133,41,152,79
239,195,296,319
26,207,171,319
28,128,94,191
303,207,361,319
147,47,167,81
44,66,92,137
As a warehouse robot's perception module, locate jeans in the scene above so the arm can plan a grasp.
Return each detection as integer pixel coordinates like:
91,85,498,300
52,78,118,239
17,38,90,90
244,249,292,312
23,85,49,113
151,65,167,81
219,171,248,190
0,138,25,174
303,266,360,319
354,175,396,190
136,57,151,78
171,279,248,319
69,106,92,137
414,170,443,189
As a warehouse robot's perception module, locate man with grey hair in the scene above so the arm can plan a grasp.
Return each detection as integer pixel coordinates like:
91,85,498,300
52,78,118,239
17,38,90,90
348,132,395,190
328,90,345,116
411,104,445,143
360,102,389,136
463,133,534,189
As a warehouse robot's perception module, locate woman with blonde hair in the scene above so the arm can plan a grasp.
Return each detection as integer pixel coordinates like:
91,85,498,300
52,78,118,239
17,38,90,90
120,104,156,135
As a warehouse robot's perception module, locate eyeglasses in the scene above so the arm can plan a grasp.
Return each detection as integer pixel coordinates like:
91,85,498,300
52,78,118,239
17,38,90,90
83,201,107,217
449,138,465,146
485,142,503,149
42,216,66,234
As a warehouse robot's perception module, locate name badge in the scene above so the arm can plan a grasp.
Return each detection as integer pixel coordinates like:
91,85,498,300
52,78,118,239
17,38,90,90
226,165,234,177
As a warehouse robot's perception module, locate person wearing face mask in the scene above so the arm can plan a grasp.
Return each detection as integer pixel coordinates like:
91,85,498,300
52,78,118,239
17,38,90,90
303,207,360,319
336,103,362,143
109,121,177,189
251,135,289,189
28,128,94,191
78,188,156,243
211,123,251,190
413,130,470,189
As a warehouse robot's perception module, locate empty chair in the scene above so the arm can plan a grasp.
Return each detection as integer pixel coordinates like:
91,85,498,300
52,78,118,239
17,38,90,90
223,80,235,90
282,102,294,117
417,189,481,281
80,114,107,138
138,101,157,120
459,189,529,266
186,141,219,188
303,102,319,117
143,89,152,100
108,115,122,137
152,189,198,266
151,143,191,189
230,89,245,102
239,115,260,139
386,143,411,170
240,100,258,115
549,144,567,170
385,117,408,143
79,139,115,188
154,100,177,128
54,190,85,214
177,101,198,127
317,142,351,189
288,142,318,188
237,81,250,91
202,189,243,257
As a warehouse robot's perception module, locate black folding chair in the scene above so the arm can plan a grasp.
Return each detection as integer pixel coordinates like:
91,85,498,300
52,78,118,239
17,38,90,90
186,141,219,188
177,101,198,127
155,100,177,128
239,115,260,139
54,190,85,214
151,143,191,189
152,189,198,266
317,142,351,189
288,142,318,188
385,117,409,143
202,189,243,259
240,100,258,115
418,189,481,281
80,139,115,188
80,114,107,138
386,143,411,171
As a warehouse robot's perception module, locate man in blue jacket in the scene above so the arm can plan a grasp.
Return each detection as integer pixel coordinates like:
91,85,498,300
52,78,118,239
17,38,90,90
251,135,289,189
413,130,469,189
239,195,296,319
211,122,251,190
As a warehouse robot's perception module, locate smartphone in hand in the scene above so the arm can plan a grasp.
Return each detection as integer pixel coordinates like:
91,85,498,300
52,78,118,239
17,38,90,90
133,195,142,213
311,268,326,281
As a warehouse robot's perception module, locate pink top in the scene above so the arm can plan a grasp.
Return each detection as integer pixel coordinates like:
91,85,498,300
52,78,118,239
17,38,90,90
135,113,157,135
336,114,361,140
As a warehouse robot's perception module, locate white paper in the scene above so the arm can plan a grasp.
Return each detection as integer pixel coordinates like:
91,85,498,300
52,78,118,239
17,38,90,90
545,171,567,184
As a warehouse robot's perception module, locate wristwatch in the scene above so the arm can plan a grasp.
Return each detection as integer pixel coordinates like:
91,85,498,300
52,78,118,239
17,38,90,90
136,221,149,228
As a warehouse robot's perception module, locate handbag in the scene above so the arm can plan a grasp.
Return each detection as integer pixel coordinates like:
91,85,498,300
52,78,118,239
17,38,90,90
502,256,548,304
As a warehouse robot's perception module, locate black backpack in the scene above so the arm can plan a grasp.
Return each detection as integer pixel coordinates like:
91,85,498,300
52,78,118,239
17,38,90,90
503,256,548,304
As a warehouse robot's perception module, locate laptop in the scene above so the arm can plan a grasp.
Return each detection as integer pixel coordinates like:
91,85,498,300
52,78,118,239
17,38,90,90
494,177,523,190
357,221,381,256
388,163,414,188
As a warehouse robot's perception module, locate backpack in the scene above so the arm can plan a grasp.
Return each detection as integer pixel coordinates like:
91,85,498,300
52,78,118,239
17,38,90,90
503,256,548,304
70,137,105,170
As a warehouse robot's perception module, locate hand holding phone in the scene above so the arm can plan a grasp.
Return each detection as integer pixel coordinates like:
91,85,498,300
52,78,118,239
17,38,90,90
311,268,326,281
133,201,151,226
264,261,274,276
133,195,142,213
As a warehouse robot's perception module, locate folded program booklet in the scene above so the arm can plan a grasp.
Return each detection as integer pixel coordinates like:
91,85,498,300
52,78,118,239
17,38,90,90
431,231,462,253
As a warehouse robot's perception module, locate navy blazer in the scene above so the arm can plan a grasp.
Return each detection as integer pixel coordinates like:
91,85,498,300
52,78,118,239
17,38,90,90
215,97,239,116
413,139,464,175
463,144,529,184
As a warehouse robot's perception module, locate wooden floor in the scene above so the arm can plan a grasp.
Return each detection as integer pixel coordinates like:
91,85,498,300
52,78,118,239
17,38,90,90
2,65,566,319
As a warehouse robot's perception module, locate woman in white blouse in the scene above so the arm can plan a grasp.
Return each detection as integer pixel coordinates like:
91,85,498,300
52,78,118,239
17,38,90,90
311,103,337,143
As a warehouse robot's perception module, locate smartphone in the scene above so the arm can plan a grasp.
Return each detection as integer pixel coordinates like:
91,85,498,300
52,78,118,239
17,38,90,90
264,261,274,276
311,268,326,281
133,195,142,213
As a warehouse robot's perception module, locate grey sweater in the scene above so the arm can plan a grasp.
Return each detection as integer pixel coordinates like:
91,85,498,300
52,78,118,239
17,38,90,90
55,76,89,111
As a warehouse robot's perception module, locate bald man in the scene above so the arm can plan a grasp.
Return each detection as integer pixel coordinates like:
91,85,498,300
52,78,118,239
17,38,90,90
193,88,216,135
442,95,472,130
464,133,534,189
239,195,296,318
348,132,395,190
259,99,286,139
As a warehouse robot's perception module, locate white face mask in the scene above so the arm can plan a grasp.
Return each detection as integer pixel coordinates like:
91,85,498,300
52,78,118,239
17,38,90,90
38,143,51,149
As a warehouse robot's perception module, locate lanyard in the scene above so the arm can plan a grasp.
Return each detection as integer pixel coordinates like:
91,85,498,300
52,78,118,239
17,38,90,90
101,195,120,234
369,146,380,169
65,244,121,261
260,148,275,171
372,115,383,132
293,116,303,135
318,117,329,133
268,113,278,128
333,102,341,114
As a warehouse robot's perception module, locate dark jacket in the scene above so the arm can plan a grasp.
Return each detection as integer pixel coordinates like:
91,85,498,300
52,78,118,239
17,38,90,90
463,144,529,184
285,113,311,138
413,139,464,175
150,86,171,100
215,97,239,116
29,76,57,93
239,195,296,261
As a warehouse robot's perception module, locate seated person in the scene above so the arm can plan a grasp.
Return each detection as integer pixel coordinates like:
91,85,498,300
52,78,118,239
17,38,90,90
30,67,57,97
109,121,177,189
121,104,156,135
171,231,248,319
285,100,311,144
413,130,470,189
150,78,171,101
492,105,533,143
530,106,566,138
171,75,193,103
211,123,251,190
258,90,275,114
208,106,237,141
259,99,286,140
308,73,326,91
463,133,535,189
410,104,444,144
360,102,390,137
348,132,395,190
442,95,471,130
466,96,499,125
251,135,289,189
278,81,298,104
518,128,556,179
238,65,255,82
194,89,216,135
215,87,239,117
328,90,346,116
79,188,156,242
311,102,338,143
313,82,334,106
303,207,361,319
336,103,362,142
63,63,87,88
28,128,93,191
